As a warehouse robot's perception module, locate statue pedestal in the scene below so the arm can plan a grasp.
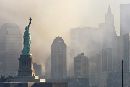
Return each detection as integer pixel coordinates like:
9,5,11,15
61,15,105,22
11,19,41,82
13,54,40,82
12,76,40,82
18,54,33,76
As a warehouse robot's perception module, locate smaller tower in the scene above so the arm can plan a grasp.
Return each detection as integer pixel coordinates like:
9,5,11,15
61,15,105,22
105,5,114,25
33,63,42,77
74,53,89,78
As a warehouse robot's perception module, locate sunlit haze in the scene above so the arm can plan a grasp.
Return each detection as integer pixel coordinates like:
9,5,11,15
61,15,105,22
0,0,130,65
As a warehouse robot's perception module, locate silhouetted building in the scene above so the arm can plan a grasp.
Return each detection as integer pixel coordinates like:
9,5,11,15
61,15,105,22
88,54,102,87
107,72,130,87
51,37,67,80
102,6,116,72
74,53,89,78
122,33,130,72
120,4,130,72
120,4,130,35
107,72,122,87
112,36,123,72
95,54,102,73
33,63,42,77
102,48,112,72
0,23,22,76
45,56,51,79
68,78,89,87
102,6,116,49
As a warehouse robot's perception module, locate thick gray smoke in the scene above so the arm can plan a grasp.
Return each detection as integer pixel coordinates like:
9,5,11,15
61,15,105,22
0,0,130,74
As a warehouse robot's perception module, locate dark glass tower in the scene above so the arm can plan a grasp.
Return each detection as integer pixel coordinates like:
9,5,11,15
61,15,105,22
0,23,22,76
51,37,67,80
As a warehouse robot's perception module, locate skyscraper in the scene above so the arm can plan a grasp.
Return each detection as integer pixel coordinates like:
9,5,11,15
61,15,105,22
122,33,130,72
0,23,22,76
33,63,43,77
102,48,112,72
113,36,123,72
120,4,130,36
45,56,51,79
102,6,116,49
51,37,67,80
74,53,89,78
102,6,116,72
120,4,130,72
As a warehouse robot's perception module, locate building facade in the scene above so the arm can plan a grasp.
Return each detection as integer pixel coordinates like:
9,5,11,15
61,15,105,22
51,37,67,80
102,6,116,72
33,63,42,77
74,53,89,78
0,23,22,76
120,4,130,72
120,4,130,36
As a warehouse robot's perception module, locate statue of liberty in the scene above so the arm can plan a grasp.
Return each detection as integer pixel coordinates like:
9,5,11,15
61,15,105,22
18,17,33,77
22,17,32,55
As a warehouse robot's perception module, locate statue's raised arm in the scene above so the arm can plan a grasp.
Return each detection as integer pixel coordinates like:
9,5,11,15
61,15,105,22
28,17,32,28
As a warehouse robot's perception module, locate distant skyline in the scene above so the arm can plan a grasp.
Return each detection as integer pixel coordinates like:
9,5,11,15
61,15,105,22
0,0,130,65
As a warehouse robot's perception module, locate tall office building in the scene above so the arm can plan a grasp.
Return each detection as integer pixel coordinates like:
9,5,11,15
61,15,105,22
102,6,116,48
122,34,130,72
45,57,51,79
120,4,130,35
51,37,67,80
102,6,116,72
74,53,89,78
102,48,112,72
0,23,22,76
113,36,123,72
120,4,130,72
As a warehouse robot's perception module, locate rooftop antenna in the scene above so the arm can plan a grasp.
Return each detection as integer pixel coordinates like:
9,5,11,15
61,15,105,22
122,60,124,87
104,0,110,12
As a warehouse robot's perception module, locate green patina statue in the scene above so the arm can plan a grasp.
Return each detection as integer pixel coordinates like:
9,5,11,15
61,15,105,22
22,17,32,55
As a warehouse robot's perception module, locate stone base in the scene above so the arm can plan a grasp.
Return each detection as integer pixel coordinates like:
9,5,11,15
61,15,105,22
18,54,33,76
0,82,67,87
11,76,40,82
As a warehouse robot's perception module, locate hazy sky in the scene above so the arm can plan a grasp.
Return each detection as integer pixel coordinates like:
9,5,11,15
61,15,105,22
0,0,130,65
